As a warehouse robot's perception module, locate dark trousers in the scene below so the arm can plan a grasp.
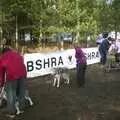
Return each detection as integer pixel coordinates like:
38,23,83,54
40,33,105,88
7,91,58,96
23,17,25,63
99,49,107,65
76,63,87,87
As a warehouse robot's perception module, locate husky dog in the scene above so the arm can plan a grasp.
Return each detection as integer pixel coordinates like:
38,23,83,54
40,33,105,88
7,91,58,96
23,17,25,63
52,67,70,88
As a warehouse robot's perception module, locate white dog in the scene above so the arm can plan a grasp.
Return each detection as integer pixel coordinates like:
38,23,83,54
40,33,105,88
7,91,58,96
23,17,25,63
52,67,70,88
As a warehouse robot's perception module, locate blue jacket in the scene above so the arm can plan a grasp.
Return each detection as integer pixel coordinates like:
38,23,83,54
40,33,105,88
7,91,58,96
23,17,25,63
99,39,110,55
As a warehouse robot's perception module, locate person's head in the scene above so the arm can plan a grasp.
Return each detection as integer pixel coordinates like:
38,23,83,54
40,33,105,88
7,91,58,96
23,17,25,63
73,41,81,48
103,32,109,39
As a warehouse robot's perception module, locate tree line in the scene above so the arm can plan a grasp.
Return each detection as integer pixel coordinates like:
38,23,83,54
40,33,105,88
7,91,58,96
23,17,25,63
0,0,120,49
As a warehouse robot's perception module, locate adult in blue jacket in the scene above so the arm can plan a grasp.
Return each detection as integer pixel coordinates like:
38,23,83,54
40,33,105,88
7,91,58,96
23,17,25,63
99,37,111,65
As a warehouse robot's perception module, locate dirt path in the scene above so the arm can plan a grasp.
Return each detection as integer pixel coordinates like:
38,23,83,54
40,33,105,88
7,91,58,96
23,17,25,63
1,64,120,120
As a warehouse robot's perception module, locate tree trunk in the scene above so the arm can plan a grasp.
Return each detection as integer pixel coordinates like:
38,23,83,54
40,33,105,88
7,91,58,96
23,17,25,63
75,0,80,43
0,27,3,47
76,23,80,43
59,0,64,50
115,31,117,40
0,6,3,48
60,40,64,51
39,19,42,46
15,15,18,49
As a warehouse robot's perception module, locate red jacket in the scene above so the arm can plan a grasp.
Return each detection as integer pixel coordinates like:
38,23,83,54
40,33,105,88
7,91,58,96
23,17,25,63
0,50,27,86
75,47,86,65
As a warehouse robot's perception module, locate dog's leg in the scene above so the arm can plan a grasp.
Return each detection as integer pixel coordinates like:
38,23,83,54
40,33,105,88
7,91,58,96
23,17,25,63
53,77,57,86
15,101,21,115
66,78,70,84
66,75,70,84
56,76,60,88
3,91,7,100
25,90,34,106
63,73,70,84
0,91,7,107
25,96,34,106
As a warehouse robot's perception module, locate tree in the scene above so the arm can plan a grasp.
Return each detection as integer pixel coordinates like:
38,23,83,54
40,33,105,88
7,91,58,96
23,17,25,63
2,0,120,48
0,0,33,48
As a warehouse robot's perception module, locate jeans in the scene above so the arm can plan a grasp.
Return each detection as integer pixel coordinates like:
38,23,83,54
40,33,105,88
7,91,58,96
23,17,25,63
5,77,26,114
17,78,26,110
76,64,87,87
99,49,107,65
5,80,17,114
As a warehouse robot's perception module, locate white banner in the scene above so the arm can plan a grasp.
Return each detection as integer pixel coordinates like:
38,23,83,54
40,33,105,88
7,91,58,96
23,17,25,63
24,47,100,78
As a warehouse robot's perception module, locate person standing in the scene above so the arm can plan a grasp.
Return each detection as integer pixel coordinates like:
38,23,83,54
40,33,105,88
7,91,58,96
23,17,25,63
74,42,87,88
115,39,120,63
99,37,111,65
98,32,112,65
0,47,27,118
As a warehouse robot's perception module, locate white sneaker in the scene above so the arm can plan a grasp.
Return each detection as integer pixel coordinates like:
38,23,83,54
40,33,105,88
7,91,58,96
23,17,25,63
16,110,24,115
6,114,15,118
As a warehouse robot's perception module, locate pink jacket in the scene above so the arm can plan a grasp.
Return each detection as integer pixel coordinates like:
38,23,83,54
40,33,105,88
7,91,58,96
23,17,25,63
0,50,27,86
75,47,87,65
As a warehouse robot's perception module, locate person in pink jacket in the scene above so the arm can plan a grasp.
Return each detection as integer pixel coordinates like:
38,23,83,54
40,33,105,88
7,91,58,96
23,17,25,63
0,47,27,118
74,42,87,88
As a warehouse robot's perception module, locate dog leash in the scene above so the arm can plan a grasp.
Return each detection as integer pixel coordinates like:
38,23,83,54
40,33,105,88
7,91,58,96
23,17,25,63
0,71,6,102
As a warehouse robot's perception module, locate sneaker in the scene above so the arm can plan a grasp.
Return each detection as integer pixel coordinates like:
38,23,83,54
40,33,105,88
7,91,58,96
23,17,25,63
1,108,16,118
6,114,15,118
16,110,24,115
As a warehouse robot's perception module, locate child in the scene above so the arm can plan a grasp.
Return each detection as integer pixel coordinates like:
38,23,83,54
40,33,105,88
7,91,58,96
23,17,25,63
74,42,87,87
